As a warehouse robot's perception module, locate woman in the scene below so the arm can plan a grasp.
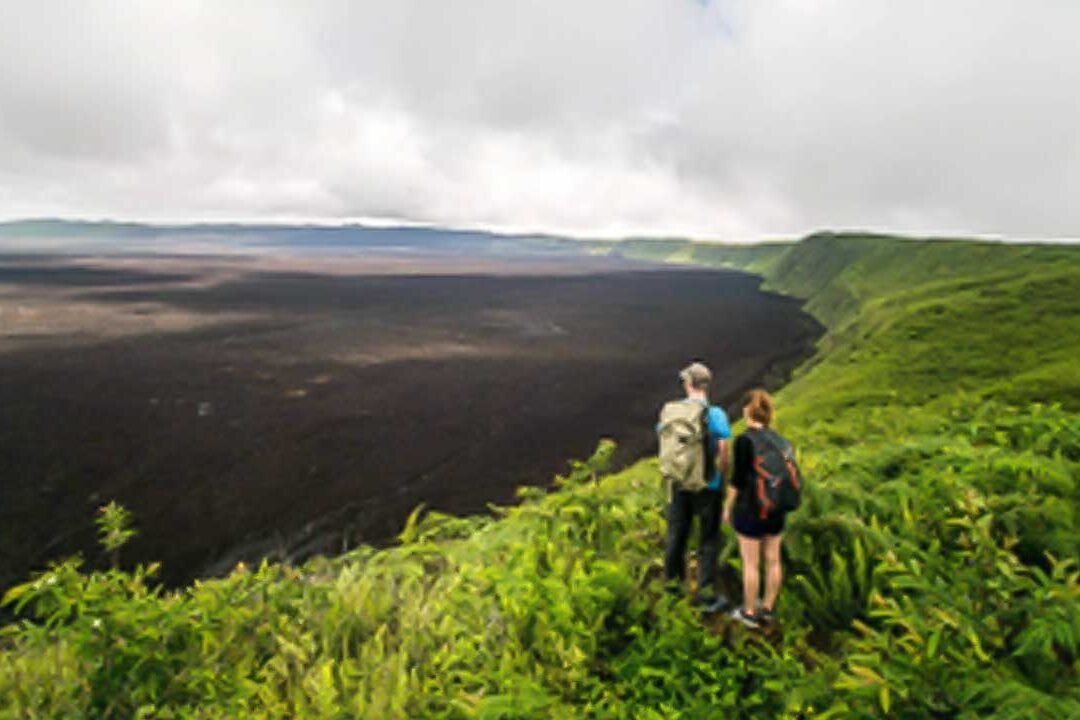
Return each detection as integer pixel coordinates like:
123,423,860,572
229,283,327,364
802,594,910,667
723,389,795,628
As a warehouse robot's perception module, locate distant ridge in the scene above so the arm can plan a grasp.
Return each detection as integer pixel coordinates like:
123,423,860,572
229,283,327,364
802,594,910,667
0,218,588,256
0,217,561,243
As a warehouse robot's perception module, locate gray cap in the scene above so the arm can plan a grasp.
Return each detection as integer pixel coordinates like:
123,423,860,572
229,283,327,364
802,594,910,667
679,361,712,389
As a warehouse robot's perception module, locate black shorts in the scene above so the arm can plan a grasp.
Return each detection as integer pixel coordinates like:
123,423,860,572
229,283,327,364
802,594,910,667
734,512,785,539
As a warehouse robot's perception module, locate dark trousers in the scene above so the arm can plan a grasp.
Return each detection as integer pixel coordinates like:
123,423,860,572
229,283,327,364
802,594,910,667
664,487,721,595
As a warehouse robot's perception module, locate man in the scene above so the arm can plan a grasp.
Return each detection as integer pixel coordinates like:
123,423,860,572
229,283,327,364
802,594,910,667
658,361,732,611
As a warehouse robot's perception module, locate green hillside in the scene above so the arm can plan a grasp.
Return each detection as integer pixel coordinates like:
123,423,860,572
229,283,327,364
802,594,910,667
594,236,792,277
3,234,1079,718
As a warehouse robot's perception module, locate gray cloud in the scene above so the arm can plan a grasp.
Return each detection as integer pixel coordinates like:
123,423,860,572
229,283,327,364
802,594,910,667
0,0,1077,239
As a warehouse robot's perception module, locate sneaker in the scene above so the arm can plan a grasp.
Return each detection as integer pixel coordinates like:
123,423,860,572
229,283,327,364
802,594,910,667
730,607,760,628
757,607,776,625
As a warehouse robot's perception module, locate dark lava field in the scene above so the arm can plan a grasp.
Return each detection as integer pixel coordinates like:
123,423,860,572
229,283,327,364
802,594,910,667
0,236,820,590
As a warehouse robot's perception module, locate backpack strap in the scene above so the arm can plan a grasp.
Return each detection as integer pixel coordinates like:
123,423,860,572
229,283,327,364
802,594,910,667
699,404,713,486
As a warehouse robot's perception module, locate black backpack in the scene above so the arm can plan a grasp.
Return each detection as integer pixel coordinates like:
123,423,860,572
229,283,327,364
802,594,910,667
742,428,803,519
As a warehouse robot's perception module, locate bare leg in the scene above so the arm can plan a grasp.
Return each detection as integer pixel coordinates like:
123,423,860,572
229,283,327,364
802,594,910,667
737,534,761,613
762,534,784,611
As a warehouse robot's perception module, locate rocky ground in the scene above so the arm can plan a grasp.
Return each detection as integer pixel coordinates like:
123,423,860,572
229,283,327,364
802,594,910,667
0,250,819,590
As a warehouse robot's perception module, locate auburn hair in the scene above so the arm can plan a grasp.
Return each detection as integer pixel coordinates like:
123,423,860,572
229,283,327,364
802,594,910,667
743,388,774,426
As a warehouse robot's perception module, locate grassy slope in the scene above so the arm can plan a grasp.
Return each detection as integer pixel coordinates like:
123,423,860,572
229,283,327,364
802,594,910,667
767,234,1080,416
2,234,1079,719
597,237,792,277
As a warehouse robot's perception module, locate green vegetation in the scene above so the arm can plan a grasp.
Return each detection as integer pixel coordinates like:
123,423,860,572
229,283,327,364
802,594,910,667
3,233,1079,718
586,236,792,276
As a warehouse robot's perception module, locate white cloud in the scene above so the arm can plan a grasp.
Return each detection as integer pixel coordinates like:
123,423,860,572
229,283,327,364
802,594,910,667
0,0,1077,239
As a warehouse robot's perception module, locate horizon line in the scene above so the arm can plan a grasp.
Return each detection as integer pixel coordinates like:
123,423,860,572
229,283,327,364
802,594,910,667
0,216,1077,246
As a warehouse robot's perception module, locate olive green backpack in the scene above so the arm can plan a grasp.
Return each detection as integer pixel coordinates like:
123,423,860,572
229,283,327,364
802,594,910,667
657,400,709,494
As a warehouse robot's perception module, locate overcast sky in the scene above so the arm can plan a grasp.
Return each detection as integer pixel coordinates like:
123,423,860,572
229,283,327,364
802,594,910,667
1,1,1078,240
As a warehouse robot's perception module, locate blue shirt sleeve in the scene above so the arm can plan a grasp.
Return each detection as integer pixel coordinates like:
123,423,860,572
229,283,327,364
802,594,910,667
708,407,732,440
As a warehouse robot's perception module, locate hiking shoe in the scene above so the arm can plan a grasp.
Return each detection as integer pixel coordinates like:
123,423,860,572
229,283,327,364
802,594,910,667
730,607,760,628
757,607,776,625
695,593,731,614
